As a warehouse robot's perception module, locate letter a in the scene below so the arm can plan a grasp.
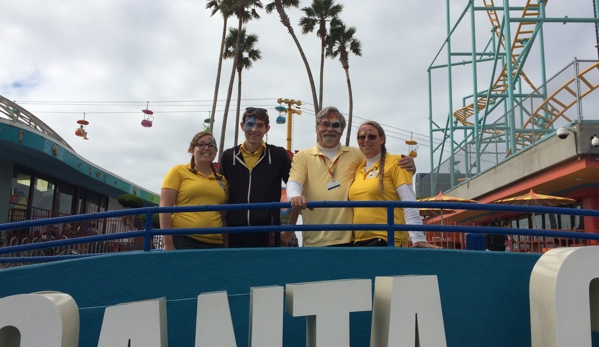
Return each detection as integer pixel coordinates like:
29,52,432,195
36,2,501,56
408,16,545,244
97,297,167,347
196,291,237,347
370,276,447,347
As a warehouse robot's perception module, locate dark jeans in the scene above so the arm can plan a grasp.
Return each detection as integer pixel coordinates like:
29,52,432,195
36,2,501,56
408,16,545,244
353,238,388,247
325,242,354,247
228,232,281,248
173,235,223,249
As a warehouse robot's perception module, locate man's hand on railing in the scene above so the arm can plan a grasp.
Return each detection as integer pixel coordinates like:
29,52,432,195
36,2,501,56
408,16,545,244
280,232,296,247
411,241,442,249
289,196,309,210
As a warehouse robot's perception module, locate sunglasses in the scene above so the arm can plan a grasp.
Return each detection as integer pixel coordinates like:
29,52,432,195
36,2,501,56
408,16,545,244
195,142,217,150
357,134,378,141
245,107,268,115
319,122,341,129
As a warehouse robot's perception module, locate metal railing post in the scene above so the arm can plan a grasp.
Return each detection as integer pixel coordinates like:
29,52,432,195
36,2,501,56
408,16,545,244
387,202,394,247
144,212,153,251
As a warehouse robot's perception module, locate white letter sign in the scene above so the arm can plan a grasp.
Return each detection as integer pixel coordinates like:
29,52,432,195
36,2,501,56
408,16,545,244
0,291,79,347
249,286,283,347
370,276,447,347
97,297,167,347
286,279,372,347
530,246,599,347
196,291,237,347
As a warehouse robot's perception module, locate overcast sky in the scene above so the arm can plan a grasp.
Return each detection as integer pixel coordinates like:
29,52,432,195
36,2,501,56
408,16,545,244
1,0,597,194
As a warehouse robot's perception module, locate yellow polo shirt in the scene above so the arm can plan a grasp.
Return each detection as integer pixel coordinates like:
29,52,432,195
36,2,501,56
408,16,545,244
162,164,229,244
289,144,364,247
240,141,266,170
349,153,411,247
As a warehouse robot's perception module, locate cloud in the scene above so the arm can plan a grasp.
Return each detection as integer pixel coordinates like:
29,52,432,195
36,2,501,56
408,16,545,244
1,0,597,195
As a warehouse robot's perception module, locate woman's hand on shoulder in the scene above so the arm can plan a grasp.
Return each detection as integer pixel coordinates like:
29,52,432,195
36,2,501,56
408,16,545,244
398,154,416,174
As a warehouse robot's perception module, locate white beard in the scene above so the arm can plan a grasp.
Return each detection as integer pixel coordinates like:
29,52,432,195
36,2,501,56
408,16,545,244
321,134,339,147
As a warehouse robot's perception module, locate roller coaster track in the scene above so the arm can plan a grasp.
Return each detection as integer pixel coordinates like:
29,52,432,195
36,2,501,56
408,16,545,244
514,61,599,148
453,0,543,127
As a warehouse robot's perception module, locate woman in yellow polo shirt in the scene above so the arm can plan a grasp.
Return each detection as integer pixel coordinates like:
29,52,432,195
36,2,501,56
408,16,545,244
348,121,437,248
159,131,228,250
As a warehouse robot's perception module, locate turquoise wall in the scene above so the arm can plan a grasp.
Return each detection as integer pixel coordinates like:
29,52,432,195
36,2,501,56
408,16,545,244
0,157,13,224
0,248,552,346
0,121,159,205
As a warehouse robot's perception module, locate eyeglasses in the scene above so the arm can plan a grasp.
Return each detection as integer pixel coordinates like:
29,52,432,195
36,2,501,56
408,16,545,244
195,143,217,150
357,134,378,141
245,107,268,115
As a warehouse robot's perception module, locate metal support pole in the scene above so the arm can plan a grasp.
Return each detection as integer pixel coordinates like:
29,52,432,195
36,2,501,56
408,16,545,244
286,105,293,151
470,0,481,175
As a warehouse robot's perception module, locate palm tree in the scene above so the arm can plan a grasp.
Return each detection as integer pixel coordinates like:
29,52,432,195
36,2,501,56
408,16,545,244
327,21,361,146
299,0,343,111
206,0,236,132
219,0,262,157
265,0,319,115
223,27,261,147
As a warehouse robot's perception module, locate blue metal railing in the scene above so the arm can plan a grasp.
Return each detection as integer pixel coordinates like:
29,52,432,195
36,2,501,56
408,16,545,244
1,201,599,264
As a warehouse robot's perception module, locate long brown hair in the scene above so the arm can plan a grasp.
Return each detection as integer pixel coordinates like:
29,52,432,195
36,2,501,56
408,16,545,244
187,131,222,180
357,121,386,193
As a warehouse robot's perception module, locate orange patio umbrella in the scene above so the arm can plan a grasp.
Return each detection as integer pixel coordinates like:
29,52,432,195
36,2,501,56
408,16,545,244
419,208,457,218
493,189,576,228
418,191,477,224
493,189,575,207
419,191,478,204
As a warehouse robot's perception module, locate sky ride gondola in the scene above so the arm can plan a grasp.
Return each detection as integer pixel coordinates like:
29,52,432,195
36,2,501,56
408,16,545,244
75,113,89,140
141,101,153,128
275,105,286,124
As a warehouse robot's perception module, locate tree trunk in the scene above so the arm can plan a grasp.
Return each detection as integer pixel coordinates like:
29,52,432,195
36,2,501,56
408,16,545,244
210,17,228,133
344,67,354,146
317,18,329,111
319,31,325,111
219,8,244,159
234,67,243,147
274,0,319,115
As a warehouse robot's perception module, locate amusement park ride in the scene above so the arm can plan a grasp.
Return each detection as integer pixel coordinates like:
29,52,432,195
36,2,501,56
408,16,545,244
141,101,154,128
74,102,155,140
275,98,302,151
74,113,89,140
428,0,599,193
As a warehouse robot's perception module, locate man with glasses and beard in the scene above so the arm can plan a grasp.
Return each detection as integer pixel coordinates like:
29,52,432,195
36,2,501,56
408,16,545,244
219,107,292,248
286,106,418,247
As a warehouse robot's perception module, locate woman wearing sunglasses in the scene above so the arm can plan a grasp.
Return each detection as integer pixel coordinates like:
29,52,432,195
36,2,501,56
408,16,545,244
159,131,229,250
348,121,438,248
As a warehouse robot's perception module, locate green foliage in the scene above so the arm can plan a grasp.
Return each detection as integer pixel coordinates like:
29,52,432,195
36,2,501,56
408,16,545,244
139,213,160,229
223,27,261,70
117,194,144,208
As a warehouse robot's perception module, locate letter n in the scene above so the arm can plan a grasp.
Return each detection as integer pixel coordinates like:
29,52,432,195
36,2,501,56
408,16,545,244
286,279,372,347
